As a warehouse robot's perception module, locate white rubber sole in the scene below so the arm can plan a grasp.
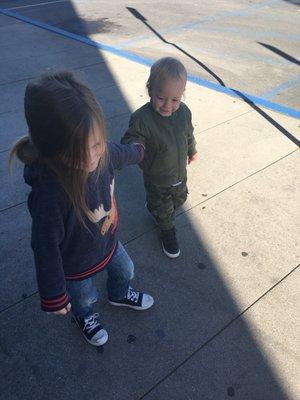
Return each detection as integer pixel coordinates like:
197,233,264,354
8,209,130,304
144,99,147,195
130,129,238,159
74,318,108,346
86,330,108,347
109,297,154,311
162,244,180,258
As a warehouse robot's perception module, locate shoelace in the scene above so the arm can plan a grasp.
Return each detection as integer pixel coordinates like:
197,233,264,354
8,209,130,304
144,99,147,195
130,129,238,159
84,313,100,333
126,287,139,303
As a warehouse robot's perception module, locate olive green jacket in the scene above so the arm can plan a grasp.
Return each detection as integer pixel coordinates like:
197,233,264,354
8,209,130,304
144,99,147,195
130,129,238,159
121,102,197,186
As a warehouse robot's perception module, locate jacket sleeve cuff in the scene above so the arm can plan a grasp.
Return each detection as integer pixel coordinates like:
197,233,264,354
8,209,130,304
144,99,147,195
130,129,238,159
188,149,197,157
188,139,197,156
40,292,70,312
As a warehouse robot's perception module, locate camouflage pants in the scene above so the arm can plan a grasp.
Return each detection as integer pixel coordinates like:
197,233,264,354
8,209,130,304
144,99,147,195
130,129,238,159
145,179,188,230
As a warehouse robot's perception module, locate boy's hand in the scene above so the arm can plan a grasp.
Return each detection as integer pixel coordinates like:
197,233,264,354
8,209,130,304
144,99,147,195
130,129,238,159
188,153,199,164
52,303,71,316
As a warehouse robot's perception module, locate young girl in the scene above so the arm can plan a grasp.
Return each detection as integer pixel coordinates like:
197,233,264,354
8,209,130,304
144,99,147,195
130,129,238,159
10,71,154,347
121,57,198,258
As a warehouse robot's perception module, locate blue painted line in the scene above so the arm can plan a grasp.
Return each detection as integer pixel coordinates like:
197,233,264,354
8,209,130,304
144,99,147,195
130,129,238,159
121,27,300,50
175,43,291,66
187,75,300,119
170,25,300,43
116,0,281,48
0,8,153,67
260,75,300,100
0,6,299,120
121,25,299,51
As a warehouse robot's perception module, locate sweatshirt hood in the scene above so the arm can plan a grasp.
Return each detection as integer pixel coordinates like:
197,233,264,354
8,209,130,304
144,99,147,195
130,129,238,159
24,162,57,188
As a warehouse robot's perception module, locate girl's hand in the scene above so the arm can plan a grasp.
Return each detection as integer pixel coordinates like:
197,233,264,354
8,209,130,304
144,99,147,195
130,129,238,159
53,303,71,315
188,153,199,164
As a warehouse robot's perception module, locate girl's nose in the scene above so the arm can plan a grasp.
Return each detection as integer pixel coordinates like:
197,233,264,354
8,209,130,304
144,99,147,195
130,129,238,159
90,149,97,161
95,145,105,158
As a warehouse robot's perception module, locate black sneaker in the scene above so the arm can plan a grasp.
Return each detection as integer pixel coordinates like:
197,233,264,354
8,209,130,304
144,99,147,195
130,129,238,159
109,287,154,310
161,227,180,258
74,313,108,346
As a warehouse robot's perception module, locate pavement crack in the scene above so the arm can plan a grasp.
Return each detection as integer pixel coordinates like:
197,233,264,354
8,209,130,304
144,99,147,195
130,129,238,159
0,291,38,315
195,109,254,136
124,148,299,246
139,263,300,399
181,148,299,214
0,201,26,213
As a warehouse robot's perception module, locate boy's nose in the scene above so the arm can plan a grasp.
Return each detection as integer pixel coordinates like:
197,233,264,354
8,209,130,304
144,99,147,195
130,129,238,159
163,99,171,109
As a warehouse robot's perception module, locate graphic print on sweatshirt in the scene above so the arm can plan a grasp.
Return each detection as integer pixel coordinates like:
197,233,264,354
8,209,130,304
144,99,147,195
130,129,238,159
88,178,118,235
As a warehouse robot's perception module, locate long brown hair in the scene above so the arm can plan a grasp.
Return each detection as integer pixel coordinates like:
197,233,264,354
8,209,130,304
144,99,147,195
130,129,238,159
10,71,108,225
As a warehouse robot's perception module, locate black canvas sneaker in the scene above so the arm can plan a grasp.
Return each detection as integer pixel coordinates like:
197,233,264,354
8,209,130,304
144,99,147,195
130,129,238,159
161,227,180,258
109,287,154,310
74,313,108,346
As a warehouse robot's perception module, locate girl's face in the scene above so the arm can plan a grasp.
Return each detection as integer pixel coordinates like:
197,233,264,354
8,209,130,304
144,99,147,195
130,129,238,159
87,123,105,172
151,76,186,117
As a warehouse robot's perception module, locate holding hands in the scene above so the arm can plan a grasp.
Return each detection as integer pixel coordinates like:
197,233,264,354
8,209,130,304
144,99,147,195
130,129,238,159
52,303,72,316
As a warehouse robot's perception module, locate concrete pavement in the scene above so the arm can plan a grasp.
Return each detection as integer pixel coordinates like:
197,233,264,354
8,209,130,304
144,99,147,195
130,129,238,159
0,1,299,399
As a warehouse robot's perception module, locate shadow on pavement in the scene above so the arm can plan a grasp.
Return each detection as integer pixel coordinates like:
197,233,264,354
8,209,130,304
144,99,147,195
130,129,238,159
258,41,300,66
0,1,292,399
126,7,299,148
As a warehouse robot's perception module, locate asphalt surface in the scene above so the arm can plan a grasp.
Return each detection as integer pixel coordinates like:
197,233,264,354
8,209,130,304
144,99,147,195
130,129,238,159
0,1,299,399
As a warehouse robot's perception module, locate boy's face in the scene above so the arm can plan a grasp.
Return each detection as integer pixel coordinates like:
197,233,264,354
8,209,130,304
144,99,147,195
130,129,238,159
151,77,186,117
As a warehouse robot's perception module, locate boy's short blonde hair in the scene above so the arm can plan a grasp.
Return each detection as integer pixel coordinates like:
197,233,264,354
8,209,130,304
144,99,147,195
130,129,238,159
146,57,187,96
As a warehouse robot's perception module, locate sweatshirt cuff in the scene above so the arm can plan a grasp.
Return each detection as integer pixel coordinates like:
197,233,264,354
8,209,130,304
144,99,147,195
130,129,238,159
40,292,70,312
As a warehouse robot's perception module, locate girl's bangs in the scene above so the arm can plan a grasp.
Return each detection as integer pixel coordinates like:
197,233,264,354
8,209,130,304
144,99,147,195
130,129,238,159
57,117,88,170
91,113,108,169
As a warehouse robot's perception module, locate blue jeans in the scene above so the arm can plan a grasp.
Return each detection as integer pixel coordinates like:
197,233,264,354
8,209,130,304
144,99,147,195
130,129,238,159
66,242,134,318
